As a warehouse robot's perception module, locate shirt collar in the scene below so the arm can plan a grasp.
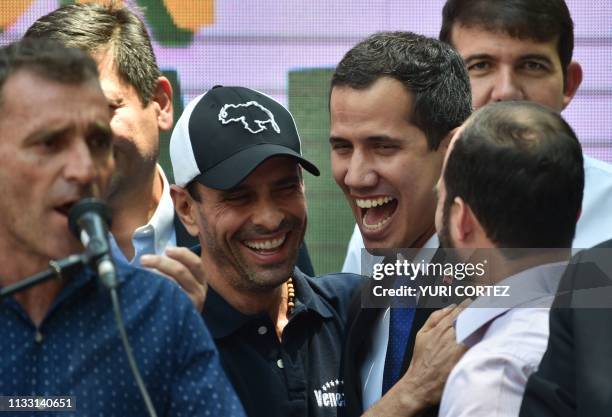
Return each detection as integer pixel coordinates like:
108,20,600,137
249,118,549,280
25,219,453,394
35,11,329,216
364,234,440,276
203,267,333,339
395,233,440,260
49,257,132,312
132,165,176,255
291,267,334,319
203,286,252,339
423,234,440,249
108,166,176,266
455,261,567,346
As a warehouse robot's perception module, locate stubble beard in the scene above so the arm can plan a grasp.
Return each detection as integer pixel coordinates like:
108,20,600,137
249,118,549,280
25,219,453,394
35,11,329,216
202,215,305,293
438,203,455,250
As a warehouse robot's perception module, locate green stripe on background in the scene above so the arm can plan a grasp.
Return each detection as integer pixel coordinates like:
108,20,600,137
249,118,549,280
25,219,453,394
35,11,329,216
289,68,355,275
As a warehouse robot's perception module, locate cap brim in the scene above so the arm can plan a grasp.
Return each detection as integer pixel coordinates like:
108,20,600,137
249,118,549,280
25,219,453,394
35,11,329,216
193,143,320,190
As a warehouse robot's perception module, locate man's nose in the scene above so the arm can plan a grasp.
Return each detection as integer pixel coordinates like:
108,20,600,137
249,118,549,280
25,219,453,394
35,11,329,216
251,198,285,232
491,68,526,102
343,149,378,191
64,140,97,185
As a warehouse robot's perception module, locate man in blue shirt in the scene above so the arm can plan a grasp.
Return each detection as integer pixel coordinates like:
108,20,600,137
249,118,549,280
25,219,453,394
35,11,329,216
0,39,245,417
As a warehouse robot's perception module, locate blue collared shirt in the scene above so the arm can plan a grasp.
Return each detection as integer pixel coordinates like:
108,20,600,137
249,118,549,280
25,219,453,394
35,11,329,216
0,261,246,417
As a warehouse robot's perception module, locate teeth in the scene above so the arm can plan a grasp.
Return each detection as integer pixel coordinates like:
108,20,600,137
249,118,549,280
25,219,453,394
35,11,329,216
244,235,286,251
362,215,393,231
355,196,394,209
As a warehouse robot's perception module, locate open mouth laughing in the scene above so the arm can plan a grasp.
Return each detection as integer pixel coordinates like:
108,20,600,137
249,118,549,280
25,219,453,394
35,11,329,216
355,195,398,232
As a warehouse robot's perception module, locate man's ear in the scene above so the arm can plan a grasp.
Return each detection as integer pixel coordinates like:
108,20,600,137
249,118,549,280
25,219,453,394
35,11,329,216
451,196,491,247
153,76,174,131
562,61,583,110
449,196,483,245
170,185,200,237
449,197,469,244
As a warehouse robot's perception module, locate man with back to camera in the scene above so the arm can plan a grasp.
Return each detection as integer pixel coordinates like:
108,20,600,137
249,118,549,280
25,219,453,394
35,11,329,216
0,38,245,417
168,85,361,417
329,31,472,417
439,3,612,413
24,2,315,311
434,100,584,417
341,0,612,274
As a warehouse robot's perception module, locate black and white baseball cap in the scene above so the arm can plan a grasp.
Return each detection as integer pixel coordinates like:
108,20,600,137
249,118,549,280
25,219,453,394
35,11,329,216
170,86,320,189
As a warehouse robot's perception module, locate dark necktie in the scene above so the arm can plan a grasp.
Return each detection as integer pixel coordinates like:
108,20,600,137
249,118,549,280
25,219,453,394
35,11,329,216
381,303,415,394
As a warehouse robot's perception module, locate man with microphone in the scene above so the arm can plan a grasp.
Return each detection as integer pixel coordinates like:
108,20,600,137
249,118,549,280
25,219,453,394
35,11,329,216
24,2,316,313
0,39,244,417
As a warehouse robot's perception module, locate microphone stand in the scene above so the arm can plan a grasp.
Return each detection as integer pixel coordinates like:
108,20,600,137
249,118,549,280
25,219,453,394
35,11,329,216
0,254,85,299
0,246,158,417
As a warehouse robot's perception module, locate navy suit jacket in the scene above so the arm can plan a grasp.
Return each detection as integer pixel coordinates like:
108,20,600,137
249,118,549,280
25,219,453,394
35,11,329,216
340,249,461,417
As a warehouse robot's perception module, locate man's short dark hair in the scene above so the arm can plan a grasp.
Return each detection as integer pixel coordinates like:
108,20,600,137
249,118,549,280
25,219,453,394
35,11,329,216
0,38,99,108
24,2,160,105
443,101,584,248
439,0,574,82
331,31,472,150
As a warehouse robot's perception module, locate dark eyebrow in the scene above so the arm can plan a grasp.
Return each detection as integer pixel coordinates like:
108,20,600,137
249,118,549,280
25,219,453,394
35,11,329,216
329,135,402,144
463,53,494,64
24,125,70,146
463,53,554,65
273,174,301,187
222,184,248,195
329,136,348,144
222,173,300,196
365,135,402,144
518,54,554,64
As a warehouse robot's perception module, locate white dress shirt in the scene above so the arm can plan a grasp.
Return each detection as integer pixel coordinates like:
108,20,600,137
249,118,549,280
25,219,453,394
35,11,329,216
438,261,568,417
359,234,439,411
110,165,177,266
342,155,612,274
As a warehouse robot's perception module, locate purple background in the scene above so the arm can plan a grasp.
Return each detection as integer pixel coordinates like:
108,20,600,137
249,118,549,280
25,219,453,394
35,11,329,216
2,0,610,161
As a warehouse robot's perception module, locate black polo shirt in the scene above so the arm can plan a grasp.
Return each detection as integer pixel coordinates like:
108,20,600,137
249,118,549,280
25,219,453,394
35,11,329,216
203,268,362,417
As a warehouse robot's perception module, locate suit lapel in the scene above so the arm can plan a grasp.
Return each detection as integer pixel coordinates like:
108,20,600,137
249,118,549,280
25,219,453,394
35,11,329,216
342,284,384,417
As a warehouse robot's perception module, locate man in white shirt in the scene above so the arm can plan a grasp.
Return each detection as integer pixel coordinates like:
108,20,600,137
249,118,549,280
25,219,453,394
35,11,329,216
23,3,207,308
435,101,584,417
342,0,612,274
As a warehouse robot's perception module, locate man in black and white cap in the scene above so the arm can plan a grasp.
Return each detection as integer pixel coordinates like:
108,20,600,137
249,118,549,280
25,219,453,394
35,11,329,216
169,85,361,417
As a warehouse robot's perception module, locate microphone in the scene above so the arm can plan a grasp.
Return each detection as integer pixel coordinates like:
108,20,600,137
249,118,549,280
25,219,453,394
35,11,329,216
68,198,118,289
